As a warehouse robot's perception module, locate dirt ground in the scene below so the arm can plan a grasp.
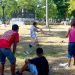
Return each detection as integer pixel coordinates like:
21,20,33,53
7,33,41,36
0,24,75,75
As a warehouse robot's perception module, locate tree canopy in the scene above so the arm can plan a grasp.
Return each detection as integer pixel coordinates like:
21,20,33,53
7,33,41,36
0,0,75,19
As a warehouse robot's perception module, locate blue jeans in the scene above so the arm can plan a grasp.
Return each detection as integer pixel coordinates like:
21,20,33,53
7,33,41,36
0,48,16,64
67,42,75,58
28,63,38,75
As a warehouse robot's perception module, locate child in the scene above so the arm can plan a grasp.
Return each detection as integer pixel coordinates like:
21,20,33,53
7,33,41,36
66,19,75,67
16,47,49,75
29,22,45,48
0,24,19,75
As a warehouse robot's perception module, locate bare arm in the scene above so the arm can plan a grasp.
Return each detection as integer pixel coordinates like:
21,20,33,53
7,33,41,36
35,26,45,34
66,28,70,37
13,42,18,54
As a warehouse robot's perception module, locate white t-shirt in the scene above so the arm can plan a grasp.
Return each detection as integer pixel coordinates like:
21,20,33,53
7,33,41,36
30,25,38,39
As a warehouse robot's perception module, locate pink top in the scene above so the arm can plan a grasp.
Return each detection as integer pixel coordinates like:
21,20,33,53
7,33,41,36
0,30,19,48
69,28,75,42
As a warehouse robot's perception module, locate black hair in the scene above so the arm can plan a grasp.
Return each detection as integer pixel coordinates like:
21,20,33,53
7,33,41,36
33,22,37,26
12,24,19,31
71,19,75,27
36,47,43,55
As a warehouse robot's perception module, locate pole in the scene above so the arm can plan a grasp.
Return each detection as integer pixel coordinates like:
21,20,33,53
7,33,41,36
2,5,5,24
46,0,48,27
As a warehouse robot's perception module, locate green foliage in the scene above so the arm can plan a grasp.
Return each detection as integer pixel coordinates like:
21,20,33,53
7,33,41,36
48,0,57,18
35,0,45,19
0,0,18,19
53,0,70,19
0,0,58,19
71,10,75,18
68,0,75,18
17,0,37,10
36,0,57,19
0,0,74,20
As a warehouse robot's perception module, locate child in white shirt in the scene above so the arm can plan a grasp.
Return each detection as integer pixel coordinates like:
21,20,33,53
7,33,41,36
29,22,44,48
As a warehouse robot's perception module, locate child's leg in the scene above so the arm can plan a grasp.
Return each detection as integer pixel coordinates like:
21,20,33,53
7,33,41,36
0,49,6,75
67,42,72,67
2,48,16,75
19,63,28,74
73,57,75,65
28,63,38,75
30,37,39,47
34,38,39,45
73,54,75,65
0,63,5,75
68,58,71,66
10,62,16,75
17,60,28,74
30,38,35,46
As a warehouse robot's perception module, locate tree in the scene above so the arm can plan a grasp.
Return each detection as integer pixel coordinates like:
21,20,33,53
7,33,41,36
68,0,75,18
17,0,37,11
48,0,57,18
53,0,70,20
35,0,57,19
0,0,18,19
71,10,75,18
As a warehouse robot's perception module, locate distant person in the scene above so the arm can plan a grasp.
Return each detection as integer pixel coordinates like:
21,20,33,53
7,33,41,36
66,19,75,67
16,47,49,75
0,24,19,75
29,22,45,48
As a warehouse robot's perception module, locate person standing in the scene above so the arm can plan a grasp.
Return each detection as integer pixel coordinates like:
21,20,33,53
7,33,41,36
0,24,19,75
29,22,44,48
66,19,75,67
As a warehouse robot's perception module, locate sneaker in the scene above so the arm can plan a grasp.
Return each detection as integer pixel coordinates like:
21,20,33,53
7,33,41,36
59,63,68,67
59,63,70,69
16,70,22,75
29,44,32,48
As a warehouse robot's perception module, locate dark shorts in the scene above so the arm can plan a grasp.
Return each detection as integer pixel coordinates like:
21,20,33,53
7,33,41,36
67,42,75,58
0,48,16,64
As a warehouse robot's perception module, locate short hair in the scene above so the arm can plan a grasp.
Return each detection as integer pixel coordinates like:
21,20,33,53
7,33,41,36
12,24,19,31
36,47,43,55
71,19,75,26
33,22,37,25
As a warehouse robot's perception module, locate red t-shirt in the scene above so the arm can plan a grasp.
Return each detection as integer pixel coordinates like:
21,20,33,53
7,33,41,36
0,30,19,48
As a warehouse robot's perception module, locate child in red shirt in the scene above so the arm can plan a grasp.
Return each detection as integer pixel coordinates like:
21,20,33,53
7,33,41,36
0,24,19,75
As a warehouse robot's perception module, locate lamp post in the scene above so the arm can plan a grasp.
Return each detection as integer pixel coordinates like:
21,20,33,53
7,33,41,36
46,0,48,27
37,0,48,27
0,0,6,24
2,5,5,24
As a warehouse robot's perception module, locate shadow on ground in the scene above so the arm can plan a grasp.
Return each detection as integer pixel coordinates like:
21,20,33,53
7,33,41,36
1,25,74,75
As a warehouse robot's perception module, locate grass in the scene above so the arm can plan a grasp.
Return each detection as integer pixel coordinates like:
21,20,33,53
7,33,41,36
0,24,75,75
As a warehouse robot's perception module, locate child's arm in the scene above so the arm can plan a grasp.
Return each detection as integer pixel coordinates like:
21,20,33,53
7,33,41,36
12,33,19,54
36,26,41,31
35,26,41,32
66,28,70,37
36,26,46,34
12,42,18,54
